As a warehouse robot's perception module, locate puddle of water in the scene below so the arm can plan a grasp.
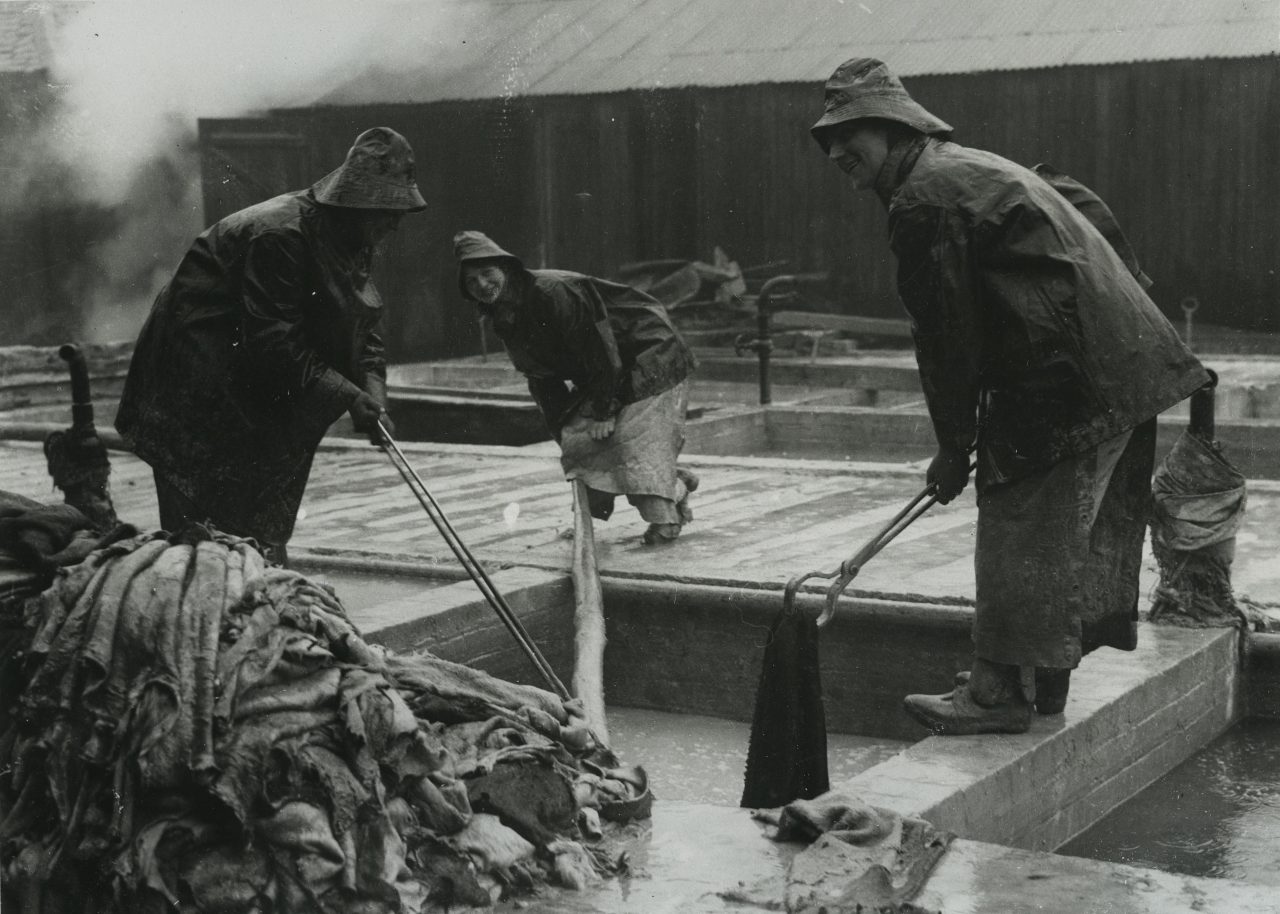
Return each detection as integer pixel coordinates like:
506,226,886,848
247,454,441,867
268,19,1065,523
511,801,795,914
506,710,905,913
606,706,907,807
1059,717,1280,885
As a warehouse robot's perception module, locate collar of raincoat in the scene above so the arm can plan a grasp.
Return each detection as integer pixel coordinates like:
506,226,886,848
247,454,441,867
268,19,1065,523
874,134,933,208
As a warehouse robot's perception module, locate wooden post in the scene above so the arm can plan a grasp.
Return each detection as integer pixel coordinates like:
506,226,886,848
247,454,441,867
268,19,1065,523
570,479,609,745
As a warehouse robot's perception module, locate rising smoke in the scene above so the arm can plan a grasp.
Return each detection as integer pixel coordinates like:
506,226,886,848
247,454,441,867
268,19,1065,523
5,0,489,345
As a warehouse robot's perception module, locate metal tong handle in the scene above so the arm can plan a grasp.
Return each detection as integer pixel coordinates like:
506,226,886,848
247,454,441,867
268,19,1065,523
783,460,975,627
377,420,571,699
814,485,939,627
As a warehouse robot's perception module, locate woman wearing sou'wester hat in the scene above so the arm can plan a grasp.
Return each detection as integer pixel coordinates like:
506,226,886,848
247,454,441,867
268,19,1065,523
811,58,1207,735
117,128,427,565
454,231,700,545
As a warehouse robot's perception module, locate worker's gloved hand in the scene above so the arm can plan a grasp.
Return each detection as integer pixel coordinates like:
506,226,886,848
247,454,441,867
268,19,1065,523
587,417,616,441
349,391,390,445
927,446,971,505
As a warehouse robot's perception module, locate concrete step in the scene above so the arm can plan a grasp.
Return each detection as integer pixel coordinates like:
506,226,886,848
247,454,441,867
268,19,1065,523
842,624,1240,853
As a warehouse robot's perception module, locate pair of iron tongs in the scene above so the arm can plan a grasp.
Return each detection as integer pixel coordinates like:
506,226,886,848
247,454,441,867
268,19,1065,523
783,464,973,627
377,420,571,700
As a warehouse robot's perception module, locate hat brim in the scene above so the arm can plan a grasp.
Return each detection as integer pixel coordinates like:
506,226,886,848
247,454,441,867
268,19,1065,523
312,167,428,212
811,94,952,151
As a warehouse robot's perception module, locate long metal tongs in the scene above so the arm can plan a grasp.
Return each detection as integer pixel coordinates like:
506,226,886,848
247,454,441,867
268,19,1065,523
782,481,944,628
377,420,571,700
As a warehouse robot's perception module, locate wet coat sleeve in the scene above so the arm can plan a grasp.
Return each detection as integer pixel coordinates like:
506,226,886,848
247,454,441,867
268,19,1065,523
889,204,982,453
525,376,580,441
361,328,388,409
546,281,624,421
238,230,363,421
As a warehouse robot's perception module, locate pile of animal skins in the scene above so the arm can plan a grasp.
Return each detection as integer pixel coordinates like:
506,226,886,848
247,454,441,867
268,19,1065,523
0,527,648,913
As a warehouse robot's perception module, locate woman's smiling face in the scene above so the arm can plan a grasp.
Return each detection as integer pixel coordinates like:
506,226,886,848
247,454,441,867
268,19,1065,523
825,122,891,191
463,262,508,304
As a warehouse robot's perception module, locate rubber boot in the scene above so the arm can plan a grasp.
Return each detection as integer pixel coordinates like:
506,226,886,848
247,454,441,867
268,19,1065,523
904,657,1031,735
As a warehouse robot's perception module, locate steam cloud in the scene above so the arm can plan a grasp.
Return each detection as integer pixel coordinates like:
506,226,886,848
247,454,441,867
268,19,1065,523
7,0,488,345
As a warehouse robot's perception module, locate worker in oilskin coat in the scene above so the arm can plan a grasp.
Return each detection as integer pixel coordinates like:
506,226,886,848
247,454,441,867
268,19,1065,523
454,231,700,545
116,127,427,565
810,58,1209,734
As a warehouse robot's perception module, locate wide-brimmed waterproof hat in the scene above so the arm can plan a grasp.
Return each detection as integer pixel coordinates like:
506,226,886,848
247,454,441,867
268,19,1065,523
312,127,427,212
454,230,524,300
810,58,952,152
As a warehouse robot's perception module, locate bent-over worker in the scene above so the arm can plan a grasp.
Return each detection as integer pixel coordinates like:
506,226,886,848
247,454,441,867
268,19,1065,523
454,231,699,545
810,58,1208,734
116,127,427,565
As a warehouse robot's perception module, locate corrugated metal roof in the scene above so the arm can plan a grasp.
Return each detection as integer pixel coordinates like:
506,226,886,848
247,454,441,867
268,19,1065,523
316,0,1280,104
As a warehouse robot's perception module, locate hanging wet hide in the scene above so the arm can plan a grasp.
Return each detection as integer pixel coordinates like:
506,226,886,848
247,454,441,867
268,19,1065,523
740,607,829,808
1150,429,1250,628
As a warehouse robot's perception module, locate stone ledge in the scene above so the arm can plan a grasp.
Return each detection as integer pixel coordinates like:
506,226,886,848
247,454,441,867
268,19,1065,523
840,625,1241,851
344,565,576,689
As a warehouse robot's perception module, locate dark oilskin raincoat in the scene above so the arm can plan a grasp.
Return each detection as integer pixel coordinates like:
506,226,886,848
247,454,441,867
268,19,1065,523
115,190,387,544
876,137,1208,486
481,270,697,438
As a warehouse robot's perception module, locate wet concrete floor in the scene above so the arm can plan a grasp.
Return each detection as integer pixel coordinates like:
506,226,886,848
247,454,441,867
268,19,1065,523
5,438,1273,610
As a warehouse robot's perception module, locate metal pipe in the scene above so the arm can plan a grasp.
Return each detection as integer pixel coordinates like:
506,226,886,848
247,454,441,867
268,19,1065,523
755,293,774,405
734,273,828,405
1180,296,1200,351
1189,368,1218,442
59,343,95,429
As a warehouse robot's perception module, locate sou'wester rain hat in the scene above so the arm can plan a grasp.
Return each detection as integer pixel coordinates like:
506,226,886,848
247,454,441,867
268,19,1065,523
312,127,427,212
810,58,952,153
454,231,525,300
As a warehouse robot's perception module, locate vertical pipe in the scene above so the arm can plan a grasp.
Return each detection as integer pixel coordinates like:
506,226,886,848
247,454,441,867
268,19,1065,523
1181,296,1200,352
1189,368,1218,442
58,343,94,429
757,303,772,406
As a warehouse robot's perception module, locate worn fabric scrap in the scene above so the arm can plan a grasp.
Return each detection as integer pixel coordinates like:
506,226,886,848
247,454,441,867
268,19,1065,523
753,793,952,914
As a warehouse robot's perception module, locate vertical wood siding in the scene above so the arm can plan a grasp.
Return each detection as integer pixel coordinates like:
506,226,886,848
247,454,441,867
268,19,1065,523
195,57,1277,361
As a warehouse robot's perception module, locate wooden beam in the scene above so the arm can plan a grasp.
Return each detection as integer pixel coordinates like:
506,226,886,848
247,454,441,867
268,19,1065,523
770,310,913,340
